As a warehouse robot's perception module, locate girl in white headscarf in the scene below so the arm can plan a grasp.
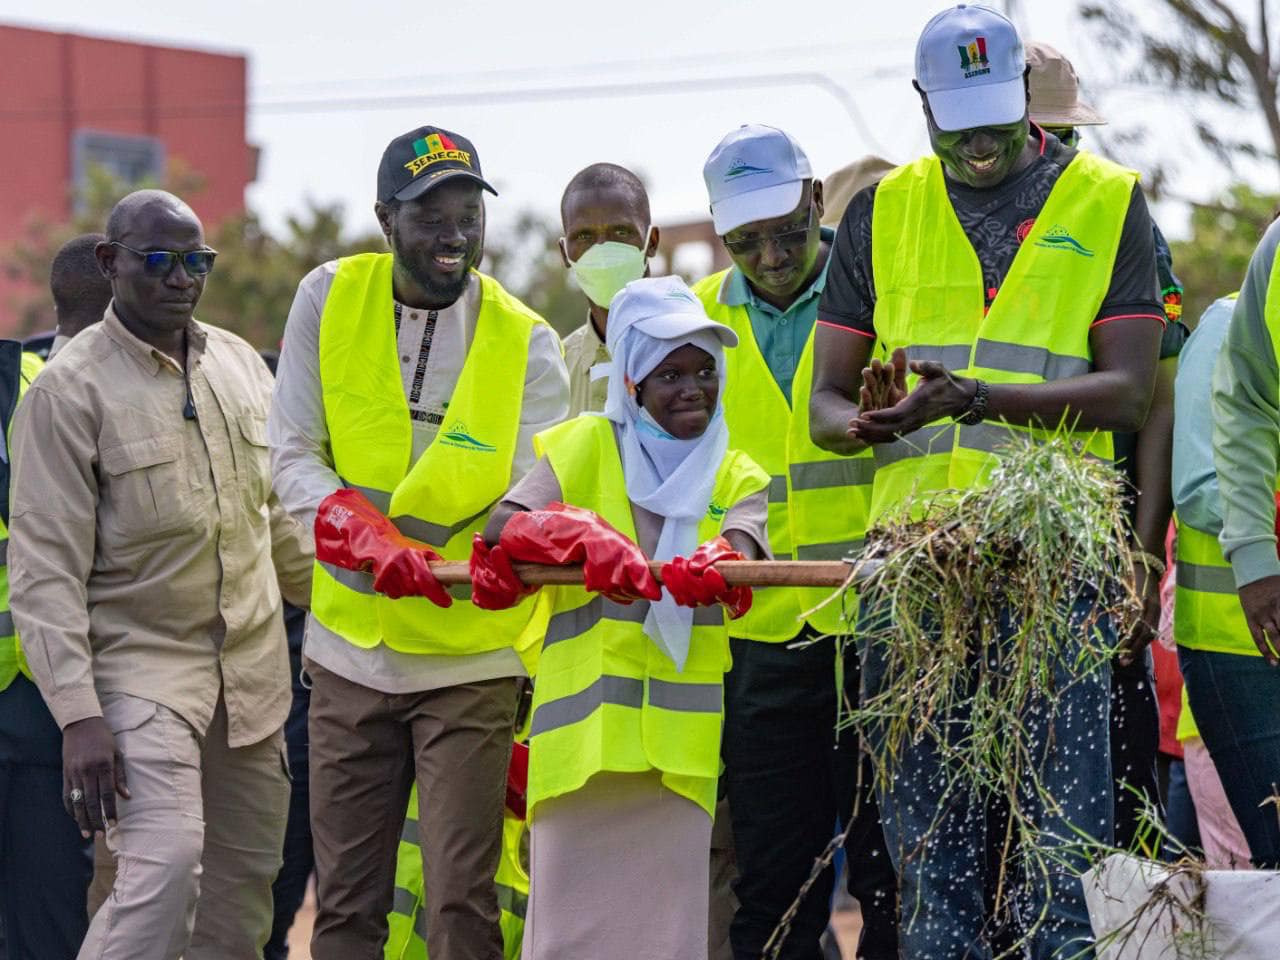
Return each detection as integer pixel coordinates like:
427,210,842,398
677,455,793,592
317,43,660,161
473,276,771,960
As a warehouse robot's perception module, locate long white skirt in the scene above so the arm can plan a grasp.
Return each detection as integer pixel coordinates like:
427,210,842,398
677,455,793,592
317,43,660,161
522,771,713,959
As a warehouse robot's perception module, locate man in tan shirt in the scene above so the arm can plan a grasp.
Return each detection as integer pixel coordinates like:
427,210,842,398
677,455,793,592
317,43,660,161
8,190,313,960
558,163,657,417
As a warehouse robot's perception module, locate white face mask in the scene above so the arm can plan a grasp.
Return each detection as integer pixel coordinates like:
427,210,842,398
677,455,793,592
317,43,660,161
566,232,652,308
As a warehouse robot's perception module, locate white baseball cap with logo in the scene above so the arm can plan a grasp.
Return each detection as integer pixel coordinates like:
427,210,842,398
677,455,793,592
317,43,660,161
915,4,1027,133
703,124,813,236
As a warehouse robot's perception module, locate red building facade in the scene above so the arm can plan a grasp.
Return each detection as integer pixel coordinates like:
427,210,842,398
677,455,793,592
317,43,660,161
0,24,252,334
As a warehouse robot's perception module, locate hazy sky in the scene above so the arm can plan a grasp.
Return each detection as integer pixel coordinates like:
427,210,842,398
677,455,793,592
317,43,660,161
1,0,1255,244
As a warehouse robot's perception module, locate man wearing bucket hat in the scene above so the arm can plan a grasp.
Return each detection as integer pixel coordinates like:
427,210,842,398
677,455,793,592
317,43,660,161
269,125,568,959
811,5,1165,955
1027,39,1192,852
691,124,898,960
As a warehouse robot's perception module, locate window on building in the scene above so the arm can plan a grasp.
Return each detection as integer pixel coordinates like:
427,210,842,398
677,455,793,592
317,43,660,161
71,130,166,207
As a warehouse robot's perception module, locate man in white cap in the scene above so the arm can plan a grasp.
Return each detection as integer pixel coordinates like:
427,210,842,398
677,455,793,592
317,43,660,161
810,5,1165,955
1028,39,1191,854
693,125,897,960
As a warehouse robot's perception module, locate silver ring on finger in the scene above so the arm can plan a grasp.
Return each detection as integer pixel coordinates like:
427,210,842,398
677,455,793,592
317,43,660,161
69,787,85,804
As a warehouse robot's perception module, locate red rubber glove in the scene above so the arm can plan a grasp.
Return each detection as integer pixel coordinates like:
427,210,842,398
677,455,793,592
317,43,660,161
499,503,661,604
661,536,753,619
314,488,452,606
470,534,536,610
506,741,529,820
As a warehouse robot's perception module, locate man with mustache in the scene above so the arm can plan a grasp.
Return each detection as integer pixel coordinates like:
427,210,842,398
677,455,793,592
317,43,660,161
810,5,1165,955
269,126,568,959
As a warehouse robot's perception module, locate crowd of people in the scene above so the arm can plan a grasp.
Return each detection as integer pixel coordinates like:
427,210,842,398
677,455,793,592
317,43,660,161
1,4,1278,960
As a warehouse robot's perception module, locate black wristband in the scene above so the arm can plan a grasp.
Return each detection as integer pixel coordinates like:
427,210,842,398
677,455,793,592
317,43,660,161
955,379,989,425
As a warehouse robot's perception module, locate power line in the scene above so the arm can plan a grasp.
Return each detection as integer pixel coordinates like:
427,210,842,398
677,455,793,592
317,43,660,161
2,69,903,156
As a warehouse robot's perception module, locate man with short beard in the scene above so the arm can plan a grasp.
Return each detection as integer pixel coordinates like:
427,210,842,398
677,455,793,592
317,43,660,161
269,126,568,960
811,5,1164,956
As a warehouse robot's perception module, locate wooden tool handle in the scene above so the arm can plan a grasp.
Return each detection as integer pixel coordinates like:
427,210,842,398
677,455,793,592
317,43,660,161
428,559,866,588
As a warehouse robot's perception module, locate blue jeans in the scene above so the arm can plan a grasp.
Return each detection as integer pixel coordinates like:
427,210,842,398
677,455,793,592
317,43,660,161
1178,647,1280,868
860,596,1114,960
0,675,93,960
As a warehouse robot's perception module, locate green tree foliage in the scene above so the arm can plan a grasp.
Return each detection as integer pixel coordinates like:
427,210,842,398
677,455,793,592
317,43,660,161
1170,182,1278,325
3,164,582,347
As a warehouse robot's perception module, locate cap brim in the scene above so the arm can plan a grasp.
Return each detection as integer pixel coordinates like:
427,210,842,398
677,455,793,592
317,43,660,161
1031,102,1107,127
927,75,1027,132
633,315,739,349
710,179,803,235
394,168,498,202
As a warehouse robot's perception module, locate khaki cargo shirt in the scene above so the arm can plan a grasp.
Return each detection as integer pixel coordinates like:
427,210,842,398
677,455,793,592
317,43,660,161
9,307,313,747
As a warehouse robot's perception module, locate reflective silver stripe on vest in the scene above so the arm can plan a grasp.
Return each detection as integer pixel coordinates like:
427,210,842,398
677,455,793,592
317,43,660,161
795,539,865,562
341,479,492,548
531,675,644,736
648,678,722,713
345,481,392,513
497,881,528,919
973,338,1090,382
873,423,955,467
0,610,16,639
401,815,418,845
319,561,376,595
789,458,876,492
393,885,418,917
545,598,724,650
1177,561,1237,595
0,538,8,565
956,422,1021,455
393,501,496,549
905,344,971,369
767,475,789,502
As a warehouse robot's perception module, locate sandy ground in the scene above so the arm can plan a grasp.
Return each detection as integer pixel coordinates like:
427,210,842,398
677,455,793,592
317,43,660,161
285,887,864,958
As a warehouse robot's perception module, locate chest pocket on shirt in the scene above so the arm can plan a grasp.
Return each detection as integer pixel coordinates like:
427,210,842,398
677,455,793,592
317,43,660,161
235,413,271,509
100,435,195,542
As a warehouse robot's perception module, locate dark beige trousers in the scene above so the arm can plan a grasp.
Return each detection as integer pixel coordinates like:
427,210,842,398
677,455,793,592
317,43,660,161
78,694,288,960
306,660,517,960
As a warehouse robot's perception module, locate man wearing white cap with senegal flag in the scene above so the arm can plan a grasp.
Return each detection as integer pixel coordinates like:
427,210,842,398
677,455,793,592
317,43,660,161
811,4,1165,955
692,125,898,960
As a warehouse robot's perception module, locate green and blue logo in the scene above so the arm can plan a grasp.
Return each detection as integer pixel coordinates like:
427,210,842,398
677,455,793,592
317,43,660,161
440,421,496,453
1034,225,1094,258
724,157,773,180
707,502,727,521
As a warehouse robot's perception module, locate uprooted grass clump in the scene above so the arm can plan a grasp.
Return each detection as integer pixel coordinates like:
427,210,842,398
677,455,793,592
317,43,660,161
843,433,1141,956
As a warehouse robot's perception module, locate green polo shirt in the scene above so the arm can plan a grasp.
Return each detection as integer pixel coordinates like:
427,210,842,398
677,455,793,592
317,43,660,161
721,227,834,402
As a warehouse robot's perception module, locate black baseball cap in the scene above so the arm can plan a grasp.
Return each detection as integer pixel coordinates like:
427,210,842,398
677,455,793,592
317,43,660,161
377,126,498,204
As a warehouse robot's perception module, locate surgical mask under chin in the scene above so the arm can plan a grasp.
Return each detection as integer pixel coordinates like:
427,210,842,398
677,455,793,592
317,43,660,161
569,240,648,308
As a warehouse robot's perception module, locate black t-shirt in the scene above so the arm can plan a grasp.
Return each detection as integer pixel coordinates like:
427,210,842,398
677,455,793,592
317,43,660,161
818,130,1165,335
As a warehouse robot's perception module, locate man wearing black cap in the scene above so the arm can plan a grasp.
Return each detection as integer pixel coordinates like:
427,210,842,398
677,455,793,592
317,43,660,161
269,127,568,959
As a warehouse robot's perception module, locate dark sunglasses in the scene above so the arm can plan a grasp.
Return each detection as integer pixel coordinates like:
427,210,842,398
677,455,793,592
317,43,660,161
723,206,815,256
110,241,218,277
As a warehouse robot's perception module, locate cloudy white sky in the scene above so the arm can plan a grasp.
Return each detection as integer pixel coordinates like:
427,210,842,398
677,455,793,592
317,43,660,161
2,0,1263,243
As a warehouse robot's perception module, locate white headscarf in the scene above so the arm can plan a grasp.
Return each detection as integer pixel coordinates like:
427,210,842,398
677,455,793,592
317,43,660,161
599,276,738,670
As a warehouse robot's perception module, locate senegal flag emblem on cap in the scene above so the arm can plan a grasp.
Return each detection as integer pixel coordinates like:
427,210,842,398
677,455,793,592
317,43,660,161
405,132,472,177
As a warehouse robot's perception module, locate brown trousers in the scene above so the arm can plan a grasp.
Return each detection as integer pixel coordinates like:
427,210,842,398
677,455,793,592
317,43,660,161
306,660,517,960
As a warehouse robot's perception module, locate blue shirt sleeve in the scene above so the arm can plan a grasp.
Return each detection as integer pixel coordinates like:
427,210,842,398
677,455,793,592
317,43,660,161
1172,297,1235,533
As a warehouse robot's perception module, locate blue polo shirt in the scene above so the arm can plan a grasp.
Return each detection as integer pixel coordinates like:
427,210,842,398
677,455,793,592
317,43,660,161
721,227,834,402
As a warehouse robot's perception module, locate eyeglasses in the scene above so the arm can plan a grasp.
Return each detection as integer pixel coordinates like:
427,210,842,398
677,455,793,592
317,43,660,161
110,241,218,277
722,207,815,255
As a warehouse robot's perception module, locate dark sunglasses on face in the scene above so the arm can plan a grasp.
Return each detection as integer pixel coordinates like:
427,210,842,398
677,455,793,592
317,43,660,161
110,241,218,277
722,206,815,256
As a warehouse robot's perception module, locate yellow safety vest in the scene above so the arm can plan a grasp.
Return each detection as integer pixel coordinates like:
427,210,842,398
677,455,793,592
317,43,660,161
0,351,45,691
867,151,1133,519
693,271,873,637
525,415,769,818
1174,523,1255,656
310,253,543,659
385,783,528,960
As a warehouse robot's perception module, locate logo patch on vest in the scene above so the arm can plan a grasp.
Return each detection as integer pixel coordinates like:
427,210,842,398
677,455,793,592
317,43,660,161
707,502,727,521
440,421,496,453
957,37,990,78
1034,225,1094,258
